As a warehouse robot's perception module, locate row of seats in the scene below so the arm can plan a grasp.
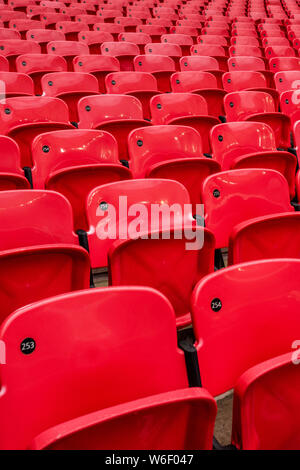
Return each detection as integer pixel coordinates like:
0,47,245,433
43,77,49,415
0,0,300,452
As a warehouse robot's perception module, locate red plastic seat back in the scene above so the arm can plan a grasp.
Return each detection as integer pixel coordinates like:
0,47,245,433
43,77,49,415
30,388,216,450
180,56,220,71
232,352,300,450
228,56,266,71
274,71,300,93
128,125,203,178
210,122,277,169
134,54,175,72
0,96,70,134
171,71,218,92
280,90,300,126
31,129,119,188
26,28,65,46
47,41,89,70
229,213,300,265
0,71,33,96
265,45,295,58
42,71,99,96
105,71,157,93
191,259,300,396
101,41,139,70
0,28,21,40
229,45,262,57
144,42,182,57
0,189,78,248
222,71,267,92
87,178,193,268
16,53,67,75
269,56,300,72
109,227,215,327
224,91,275,121
150,93,208,124
0,135,29,188
201,168,292,248
0,286,189,449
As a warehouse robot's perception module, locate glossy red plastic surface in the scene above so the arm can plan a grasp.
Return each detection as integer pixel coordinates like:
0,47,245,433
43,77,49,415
0,38,40,70
86,178,193,268
78,94,150,161
210,122,296,196
190,44,227,70
179,56,223,87
265,45,295,59
229,45,262,57
0,55,9,72
269,56,300,72
73,55,120,92
0,96,73,167
0,135,29,189
109,226,215,327
224,91,291,149
101,41,140,71
191,259,300,397
232,352,300,450
105,71,158,120
274,70,300,93
228,212,300,264
133,54,175,92
170,71,226,118
128,125,220,207
31,129,130,231
0,286,195,449
150,93,219,154
15,53,67,94
30,388,216,450
47,41,89,70
41,72,99,123
0,71,33,96
0,189,90,322
202,168,292,248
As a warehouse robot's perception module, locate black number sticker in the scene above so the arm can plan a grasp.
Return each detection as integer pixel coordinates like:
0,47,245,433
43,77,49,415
20,338,36,355
211,298,222,312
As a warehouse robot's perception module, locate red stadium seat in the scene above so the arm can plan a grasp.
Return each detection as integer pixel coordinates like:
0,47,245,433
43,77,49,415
55,21,88,41
41,72,99,123
161,33,193,55
232,352,300,450
31,129,130,231
230,36,260,46
0,286,216,449
86,178,194,268
210,122,296,197
222,71,279,108
0,96,73,167
198,35,228,47
41,13,71,29
8,19,45,39
0,135,30,189
26,28,65,53
30,388,215,450
144,42,182,69
171,71,226,119
262,37,290,47
228,212,300,265
136,24,166,42
118,32,152,54
150,93,219,155
274,71,300,93
0,189,90,323
190,44,227,71
0,71,34,97
105,71,159,120
73,55,120,92
47,41,89,71
191,259,300,400
16,54,67,95
93,22,125,40
280,90,300,127
134,54,175,92
0,27,20,40
114,16,143,32
227,56,274,87
101,41,140,71
109,226,215,328
179,56,223,87
78,30,114,54
265,45,296,59
78,94,151,162
224,91,291,150
128,125,220,208
269,57,300,73
0,39,40,71
201,168,292,248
